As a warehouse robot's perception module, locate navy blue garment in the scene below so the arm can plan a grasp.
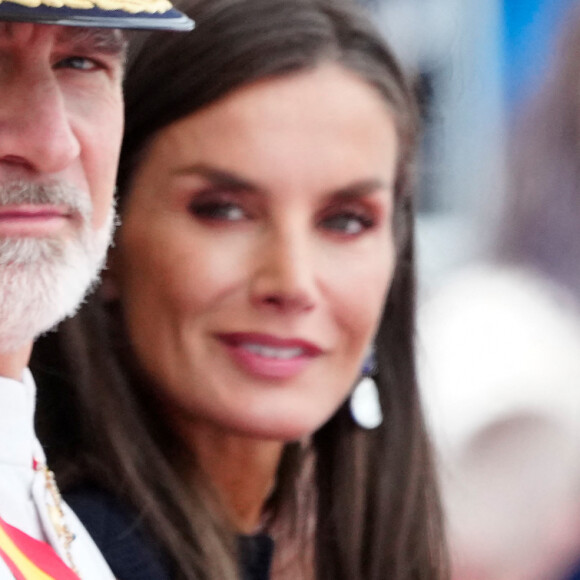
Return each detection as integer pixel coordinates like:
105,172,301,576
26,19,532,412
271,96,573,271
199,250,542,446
65,485,274,580
239,533,275,580
565,560,580,580
65,486,172,580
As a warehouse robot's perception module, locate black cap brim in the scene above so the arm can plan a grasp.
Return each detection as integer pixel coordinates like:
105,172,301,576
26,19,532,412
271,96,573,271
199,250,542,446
0,0,193,30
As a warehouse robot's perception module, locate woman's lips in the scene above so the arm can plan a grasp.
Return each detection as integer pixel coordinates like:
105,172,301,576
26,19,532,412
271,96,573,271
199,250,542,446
216,332,322,380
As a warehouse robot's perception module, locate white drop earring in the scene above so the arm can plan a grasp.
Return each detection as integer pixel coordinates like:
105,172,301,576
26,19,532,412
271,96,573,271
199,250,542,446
349,351,383,429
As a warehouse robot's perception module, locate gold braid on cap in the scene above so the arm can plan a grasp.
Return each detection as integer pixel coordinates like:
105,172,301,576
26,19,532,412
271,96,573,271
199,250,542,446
0,0,172,14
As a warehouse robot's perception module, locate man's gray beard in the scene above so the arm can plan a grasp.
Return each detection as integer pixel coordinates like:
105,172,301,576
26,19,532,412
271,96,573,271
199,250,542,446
0,181,116,353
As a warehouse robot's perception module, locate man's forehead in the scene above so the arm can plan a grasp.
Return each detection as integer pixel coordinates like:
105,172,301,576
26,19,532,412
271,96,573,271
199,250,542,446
0,22,126,55
55,26,127,54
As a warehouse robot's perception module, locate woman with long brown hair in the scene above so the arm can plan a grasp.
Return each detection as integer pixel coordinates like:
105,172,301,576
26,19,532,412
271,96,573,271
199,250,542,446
33,0,447,578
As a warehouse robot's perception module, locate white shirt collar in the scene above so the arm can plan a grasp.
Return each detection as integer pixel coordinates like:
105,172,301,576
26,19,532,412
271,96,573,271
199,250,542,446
0,368,36,467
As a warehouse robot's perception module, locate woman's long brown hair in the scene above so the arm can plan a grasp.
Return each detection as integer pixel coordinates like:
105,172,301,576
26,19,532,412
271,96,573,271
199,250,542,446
33,0,447,578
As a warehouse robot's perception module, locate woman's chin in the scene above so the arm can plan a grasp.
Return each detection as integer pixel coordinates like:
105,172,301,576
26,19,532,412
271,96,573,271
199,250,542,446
227,412,332,442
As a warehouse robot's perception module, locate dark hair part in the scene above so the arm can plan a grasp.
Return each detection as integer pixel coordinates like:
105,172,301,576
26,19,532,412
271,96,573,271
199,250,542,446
497,1,580,300
33,0,446,578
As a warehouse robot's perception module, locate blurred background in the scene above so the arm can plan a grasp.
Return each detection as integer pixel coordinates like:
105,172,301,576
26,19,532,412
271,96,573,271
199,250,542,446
360,1,580,579
364,0,569,280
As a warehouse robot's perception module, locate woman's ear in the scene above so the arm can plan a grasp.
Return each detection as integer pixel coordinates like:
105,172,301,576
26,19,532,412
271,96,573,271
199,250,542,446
100,249,121,302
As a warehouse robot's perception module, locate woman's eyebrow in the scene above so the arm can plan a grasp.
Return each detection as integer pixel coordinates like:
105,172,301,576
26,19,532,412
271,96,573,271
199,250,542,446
174,163,261,193
330,178,393,199
56,27,128,58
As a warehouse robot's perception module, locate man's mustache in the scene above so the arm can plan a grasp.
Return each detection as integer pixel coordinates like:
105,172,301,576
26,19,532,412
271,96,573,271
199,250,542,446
0,181,92,222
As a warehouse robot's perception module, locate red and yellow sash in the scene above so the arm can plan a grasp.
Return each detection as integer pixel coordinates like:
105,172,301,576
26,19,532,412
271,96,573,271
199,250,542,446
0,516,79,580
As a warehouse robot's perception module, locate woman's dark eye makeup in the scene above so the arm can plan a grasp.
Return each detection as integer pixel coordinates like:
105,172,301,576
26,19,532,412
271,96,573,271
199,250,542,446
319,211,375,235
186,186,381,236
188,190,248,222
318,194,380,236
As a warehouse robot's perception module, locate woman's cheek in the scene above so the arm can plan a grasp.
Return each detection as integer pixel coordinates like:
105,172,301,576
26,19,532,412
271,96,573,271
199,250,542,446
167,233,252,308
332,250,395,341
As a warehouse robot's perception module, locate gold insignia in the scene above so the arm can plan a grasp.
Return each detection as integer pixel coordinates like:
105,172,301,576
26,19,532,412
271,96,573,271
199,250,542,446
37,461,79,575
1,0,173,14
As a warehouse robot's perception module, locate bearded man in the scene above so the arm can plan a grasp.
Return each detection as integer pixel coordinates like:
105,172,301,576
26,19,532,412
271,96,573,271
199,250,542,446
0,3,191,578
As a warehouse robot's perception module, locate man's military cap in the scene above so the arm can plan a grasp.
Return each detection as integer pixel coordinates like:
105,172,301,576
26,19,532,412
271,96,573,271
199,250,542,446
0,0,193,30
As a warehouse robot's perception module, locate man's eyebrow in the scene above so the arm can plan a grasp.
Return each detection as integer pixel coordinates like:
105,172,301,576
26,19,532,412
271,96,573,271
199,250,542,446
56,28,128,58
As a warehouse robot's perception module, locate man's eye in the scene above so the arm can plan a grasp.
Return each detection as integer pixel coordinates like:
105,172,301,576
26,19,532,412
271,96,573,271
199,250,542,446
320,212,374,236
54,57,100,71
189,201,246,222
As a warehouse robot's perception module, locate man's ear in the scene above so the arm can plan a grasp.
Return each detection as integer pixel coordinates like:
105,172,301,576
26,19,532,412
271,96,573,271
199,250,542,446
100,249,121,302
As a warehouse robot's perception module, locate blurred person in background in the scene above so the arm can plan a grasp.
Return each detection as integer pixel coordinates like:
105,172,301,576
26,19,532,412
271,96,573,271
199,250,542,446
419,2,580,579
32,0,447,579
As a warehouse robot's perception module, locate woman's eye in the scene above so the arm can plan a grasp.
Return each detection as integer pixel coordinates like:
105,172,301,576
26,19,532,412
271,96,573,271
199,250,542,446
54,57,100,72
320,212,374,236
189,200,246,222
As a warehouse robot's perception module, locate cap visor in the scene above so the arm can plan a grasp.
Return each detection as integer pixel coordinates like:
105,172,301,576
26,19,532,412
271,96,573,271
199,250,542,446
0,1,194,30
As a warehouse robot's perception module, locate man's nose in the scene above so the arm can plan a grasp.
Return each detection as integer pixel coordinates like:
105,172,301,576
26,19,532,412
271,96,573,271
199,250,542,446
250,228,318,314
0,68,81,175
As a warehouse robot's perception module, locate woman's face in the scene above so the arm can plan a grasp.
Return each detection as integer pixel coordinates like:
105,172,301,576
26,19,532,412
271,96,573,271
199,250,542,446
111,63,400,440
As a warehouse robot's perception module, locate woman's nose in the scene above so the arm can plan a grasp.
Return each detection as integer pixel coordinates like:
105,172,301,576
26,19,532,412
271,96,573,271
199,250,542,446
250,228,318,314
0,66,81,176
